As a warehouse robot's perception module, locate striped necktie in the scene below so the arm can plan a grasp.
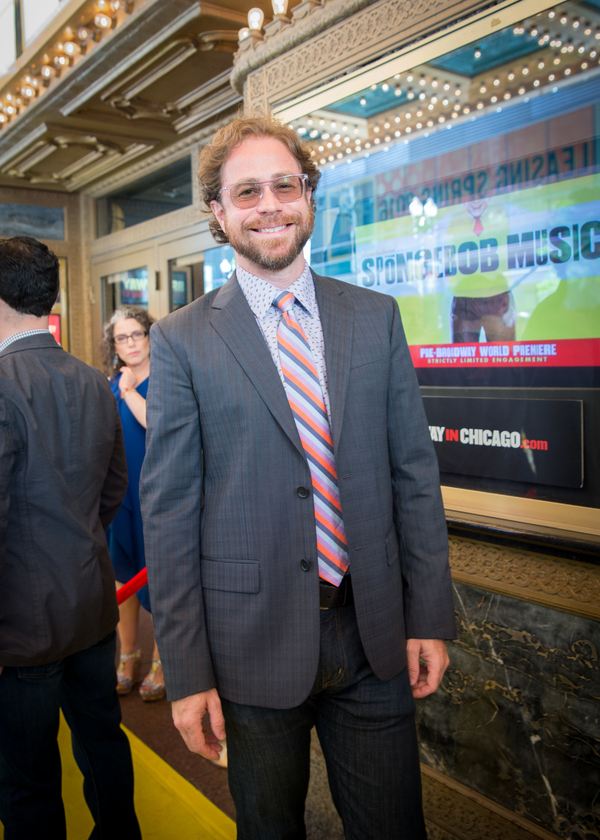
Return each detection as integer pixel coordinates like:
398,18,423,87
274,291,349,586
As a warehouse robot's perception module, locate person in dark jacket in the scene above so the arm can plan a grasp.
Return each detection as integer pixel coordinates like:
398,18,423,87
0,237,141,839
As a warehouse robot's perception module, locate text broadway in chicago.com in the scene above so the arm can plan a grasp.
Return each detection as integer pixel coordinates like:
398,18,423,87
429,426,548,450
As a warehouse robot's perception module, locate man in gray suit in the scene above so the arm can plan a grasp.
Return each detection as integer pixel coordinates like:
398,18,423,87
0,237,140,839
141,116,456,839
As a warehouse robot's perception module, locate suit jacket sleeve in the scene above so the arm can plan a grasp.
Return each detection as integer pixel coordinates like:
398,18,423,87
0,397,19,588
99,405,128,531
140,321,215,701
387,299,456,640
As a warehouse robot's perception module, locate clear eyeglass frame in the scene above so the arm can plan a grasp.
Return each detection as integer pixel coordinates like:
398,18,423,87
220,174,309,208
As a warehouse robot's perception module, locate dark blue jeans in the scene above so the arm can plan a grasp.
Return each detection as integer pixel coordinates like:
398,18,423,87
222,605,427,840
0,631,141,840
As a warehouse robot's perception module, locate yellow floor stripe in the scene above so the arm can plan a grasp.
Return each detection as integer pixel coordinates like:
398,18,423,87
1,715,236,840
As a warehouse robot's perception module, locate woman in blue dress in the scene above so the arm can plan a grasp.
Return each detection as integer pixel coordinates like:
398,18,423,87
102,306,165,701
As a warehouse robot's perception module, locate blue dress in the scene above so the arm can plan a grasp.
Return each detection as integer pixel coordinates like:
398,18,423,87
107,373,150,611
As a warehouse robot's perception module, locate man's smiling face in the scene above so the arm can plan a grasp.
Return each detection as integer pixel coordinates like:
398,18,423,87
210,135,314,276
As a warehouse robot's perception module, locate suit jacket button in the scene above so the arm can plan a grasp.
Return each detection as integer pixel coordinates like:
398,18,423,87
300,559,310,571
297,486,309,498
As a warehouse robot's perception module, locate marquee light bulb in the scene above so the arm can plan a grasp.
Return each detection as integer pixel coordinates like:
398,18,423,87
94,13,113,27
272,0,289,15
238,27,250,40
247,8,264,30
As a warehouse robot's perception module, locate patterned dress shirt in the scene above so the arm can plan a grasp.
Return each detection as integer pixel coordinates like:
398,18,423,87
236,262,332,420
0,329,50,354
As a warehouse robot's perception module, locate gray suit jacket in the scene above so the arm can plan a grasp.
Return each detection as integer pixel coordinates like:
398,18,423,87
0,333,127,667
141,272,455,707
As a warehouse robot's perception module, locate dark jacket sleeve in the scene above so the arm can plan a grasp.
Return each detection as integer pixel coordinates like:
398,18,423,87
99,404,128,531
140,321,215,701
0,397,19,585
387,299,456,640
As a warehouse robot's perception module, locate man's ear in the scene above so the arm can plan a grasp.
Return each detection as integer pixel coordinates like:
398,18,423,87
210,200,226,233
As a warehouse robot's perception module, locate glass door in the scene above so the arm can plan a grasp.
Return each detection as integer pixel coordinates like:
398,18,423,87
102,267,149,321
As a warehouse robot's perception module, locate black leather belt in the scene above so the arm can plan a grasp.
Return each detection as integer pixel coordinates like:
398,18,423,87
320,575,353,610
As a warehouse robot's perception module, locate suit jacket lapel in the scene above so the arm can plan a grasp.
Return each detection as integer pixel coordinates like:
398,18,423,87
209,274,305,457
312,271,353,453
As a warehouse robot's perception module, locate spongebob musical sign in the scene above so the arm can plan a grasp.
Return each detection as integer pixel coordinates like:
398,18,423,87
355,173,600,368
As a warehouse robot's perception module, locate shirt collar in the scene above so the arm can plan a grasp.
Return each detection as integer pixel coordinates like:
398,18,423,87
0,329,50,355
236,261,316,322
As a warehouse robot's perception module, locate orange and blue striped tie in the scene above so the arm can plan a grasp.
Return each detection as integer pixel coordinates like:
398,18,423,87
274,291,349,586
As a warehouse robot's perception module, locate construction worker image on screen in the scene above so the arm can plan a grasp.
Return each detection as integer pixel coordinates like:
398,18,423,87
446,197,516,344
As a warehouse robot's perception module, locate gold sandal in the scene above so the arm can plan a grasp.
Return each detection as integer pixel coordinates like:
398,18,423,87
116,649,142,695
139,659,166,702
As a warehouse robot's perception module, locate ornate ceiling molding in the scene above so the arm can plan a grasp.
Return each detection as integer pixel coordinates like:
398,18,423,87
231,0,378,96
0,123,157,191
449,537,600,621
0,1,246,193
82,110,233,197
235,0,498,114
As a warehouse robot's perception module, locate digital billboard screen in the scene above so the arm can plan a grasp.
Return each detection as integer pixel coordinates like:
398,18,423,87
354,173,600,377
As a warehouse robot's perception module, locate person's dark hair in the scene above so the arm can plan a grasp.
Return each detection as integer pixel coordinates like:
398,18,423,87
198,113,322,244
100,306,155,376
0,236,60,317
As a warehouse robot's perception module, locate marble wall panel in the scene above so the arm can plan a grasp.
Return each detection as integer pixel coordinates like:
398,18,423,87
416,582,600,839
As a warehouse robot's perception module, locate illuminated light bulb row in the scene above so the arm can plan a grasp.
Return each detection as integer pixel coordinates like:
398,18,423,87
0,2,134,129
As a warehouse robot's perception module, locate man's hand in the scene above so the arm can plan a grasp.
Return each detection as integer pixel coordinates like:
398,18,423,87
171,688,226,760
407,638,449,699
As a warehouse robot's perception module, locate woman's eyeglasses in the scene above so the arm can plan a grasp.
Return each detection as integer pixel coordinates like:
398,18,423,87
220,174,309,209
114,330,148,345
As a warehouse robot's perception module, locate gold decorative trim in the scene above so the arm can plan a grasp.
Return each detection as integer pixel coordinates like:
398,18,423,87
421,765,562,840
449,537,600,621
236,0,494,112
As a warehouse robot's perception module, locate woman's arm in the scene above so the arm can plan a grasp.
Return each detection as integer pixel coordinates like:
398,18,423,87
119,367,147,428
121,387,147,428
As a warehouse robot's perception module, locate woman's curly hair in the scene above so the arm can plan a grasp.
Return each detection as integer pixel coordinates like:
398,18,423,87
198,113,321,245
100,306,155,376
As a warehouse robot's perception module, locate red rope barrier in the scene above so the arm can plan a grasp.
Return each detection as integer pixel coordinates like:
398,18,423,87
116,567,148,605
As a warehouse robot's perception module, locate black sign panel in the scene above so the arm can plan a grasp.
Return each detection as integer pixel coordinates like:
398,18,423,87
422,397,583,488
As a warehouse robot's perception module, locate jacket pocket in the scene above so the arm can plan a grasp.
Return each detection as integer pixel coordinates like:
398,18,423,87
201,558,260,593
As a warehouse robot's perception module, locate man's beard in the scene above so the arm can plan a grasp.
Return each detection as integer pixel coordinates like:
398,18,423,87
224,206,314,272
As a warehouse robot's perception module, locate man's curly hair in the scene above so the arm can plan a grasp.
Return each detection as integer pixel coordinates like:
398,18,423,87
198,114,321,245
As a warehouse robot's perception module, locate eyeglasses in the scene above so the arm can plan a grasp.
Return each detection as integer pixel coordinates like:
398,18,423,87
220,174,309,209
113,330,147,345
